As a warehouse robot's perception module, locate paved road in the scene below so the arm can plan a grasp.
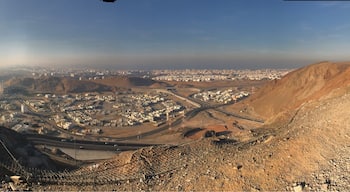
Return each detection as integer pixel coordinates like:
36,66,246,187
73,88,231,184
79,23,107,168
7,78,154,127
166,89,264,123
155,89,201,108
25,134,157,151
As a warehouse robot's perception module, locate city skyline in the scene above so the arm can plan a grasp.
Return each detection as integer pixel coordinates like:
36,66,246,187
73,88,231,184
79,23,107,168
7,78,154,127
1,0,350,69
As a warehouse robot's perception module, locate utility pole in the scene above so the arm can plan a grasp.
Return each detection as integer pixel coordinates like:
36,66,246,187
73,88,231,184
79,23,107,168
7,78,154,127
74,136,77,166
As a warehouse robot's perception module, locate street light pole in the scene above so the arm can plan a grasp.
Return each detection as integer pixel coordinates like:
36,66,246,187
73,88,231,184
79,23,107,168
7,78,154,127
74,136,77,166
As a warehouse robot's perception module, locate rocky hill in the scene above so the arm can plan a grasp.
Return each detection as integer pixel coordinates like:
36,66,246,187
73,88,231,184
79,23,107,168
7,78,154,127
0,127,56,170
4,77,112,94
93,76,168,88
4,76,165,94
243,61,350,121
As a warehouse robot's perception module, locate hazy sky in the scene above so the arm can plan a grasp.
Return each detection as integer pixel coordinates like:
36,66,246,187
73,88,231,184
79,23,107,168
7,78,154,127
1,0,350,69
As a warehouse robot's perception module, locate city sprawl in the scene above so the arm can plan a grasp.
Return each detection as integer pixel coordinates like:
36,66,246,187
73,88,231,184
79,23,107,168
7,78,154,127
0,68,291,140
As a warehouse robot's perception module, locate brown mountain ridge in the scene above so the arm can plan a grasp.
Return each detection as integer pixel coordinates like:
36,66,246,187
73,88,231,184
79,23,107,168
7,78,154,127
244,61,350,120
4,76,167,94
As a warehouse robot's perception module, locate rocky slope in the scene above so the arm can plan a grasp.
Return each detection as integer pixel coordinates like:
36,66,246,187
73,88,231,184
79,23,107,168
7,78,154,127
0,127,56,170
4,76,165,95
4,77,112,94
245,61,350,120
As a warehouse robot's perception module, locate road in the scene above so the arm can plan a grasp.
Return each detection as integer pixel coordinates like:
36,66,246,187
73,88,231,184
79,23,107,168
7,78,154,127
25,134,157,151
155,89,201,108
166,89,264,123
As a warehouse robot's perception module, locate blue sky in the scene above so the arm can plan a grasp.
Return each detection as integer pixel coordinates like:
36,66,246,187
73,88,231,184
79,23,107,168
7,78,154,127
1,0,350,69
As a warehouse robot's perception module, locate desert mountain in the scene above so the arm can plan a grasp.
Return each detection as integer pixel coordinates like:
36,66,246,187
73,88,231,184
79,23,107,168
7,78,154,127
4,77,112,94
4,76,166,94
245,61,350,120
92,76,169,88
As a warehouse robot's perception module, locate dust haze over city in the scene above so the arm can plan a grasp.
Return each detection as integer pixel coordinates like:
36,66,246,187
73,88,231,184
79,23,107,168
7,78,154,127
0,0,349,191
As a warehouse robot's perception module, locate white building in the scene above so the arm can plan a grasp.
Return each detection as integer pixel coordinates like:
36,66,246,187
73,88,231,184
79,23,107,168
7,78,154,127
21,104,27,113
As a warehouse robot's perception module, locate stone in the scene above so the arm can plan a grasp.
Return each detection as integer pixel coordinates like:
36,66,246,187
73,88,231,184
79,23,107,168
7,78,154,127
293,185,303,192
321,184,329,191
10,176,22,185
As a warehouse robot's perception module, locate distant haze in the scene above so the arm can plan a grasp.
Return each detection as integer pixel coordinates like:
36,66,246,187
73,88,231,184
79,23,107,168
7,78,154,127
1,0,350,69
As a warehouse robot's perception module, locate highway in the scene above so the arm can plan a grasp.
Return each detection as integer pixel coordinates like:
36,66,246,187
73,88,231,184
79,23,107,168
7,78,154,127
167,89,264,123
155,89,201,108
25,134,157,151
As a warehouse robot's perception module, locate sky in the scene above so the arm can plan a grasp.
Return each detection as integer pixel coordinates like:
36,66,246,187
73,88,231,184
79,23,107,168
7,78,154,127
1,0,350,70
